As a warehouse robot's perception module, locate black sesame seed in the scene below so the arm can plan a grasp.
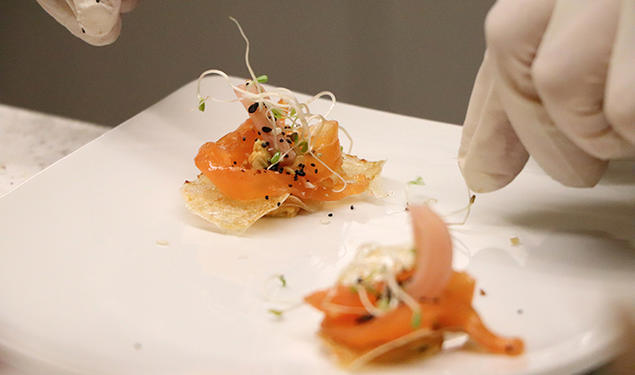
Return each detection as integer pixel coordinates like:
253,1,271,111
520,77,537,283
277,202,281,207
350,205,354,210
328,213,333,217
284,154,289,159
81,28,86,33
265,195,269,200
314,169,318,174
261,142,269,148
241,169,245,173
258,131,261,135
262,126,272,133
248,102,259,113
288,184,293,188
355,314,375,324
310,163,316,167
279,139,284,143
242,137,246,141
233,161,237,165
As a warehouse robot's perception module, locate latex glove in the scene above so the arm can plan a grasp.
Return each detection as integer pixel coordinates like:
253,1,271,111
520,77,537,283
36,0,139,46
459,0,635,193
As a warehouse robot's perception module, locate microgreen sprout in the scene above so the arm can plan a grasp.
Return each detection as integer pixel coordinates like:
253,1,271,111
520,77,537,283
268,308,284,317
277,274,287,287
198,98,206,112
408,176,425,185
271,108,283,120
410,311,422,328
297,141,308,153
270,151,281,165
256,74,268,83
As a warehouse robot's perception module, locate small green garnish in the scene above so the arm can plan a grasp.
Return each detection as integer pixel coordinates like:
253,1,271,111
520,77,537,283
298,141,308,153
291,132,299,143
270,151,281,165
271,108,283,120
364,284,378,295
198,99,206,112
256,74,268,83
340,145,343,152
411,311,421,328
290,108,296,116
408,176,425,185
268,308,283,317
277,274,287,287
377,298,390,310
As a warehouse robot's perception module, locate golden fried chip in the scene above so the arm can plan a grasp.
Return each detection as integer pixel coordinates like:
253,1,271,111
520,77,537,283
181,174,290,234
182,154,384,233
342,154,385,181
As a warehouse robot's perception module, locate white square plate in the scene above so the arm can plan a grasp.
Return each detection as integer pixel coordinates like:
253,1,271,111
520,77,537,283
0,78,633,375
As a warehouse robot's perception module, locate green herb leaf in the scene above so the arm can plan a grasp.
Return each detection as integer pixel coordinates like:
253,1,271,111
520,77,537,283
271,108,283,120
290,108,296,116
270,151,281,165
291,132,299,143
364,284,378,295
411,311,421,328
277,274,287,287
298,141,308,153
408,176,425,185
256,75,268,83
198,99,206,112
268,308,283,317
377,298,390,310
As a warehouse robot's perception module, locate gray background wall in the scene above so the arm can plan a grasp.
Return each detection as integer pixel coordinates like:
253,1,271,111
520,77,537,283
0,0,493,127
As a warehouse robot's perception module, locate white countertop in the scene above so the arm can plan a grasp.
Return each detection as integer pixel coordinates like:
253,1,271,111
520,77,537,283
0,104,108,196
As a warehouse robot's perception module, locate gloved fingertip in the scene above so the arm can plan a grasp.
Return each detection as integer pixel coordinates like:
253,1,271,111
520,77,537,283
458,158,519,193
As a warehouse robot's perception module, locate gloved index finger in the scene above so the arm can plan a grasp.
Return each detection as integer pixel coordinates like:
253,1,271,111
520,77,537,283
459,52,529,193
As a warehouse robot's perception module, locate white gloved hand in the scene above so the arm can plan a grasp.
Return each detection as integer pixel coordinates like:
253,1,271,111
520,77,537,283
459,0,635,193
36,0,139,46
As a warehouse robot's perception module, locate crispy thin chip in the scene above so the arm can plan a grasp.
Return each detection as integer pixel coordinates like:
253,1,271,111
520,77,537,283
182,154,384,233
319,329,443,369
181,174,289,234
342,154,385,181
